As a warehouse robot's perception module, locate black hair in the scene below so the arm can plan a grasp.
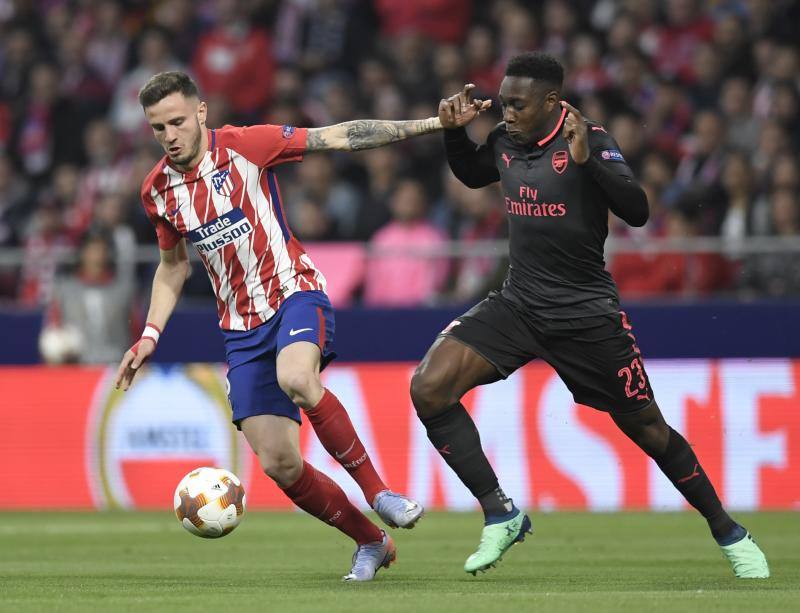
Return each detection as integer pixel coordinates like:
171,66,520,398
138,71,199,108
79,228,114,252
72,227,116,274
505,52,564,89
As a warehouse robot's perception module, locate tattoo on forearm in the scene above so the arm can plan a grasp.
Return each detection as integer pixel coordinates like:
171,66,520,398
306,129,329,150
306,118,440,152
344,118,440,150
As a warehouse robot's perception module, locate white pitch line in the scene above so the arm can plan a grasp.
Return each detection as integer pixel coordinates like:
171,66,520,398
0,523,173,535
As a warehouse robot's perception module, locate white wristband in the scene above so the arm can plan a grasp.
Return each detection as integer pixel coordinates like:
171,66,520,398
141,323,161,345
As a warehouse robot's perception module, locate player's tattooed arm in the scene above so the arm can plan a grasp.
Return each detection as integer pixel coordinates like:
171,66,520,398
306,117,442,152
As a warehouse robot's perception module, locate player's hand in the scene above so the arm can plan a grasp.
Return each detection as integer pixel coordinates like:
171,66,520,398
114,338,155,391
439,84,492,129
561,101,589,164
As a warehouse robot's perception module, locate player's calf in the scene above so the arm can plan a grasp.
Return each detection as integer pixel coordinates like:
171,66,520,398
304,388,389,505
304,390,424,530
614,406,738,538
611,403,670,457
257,447,303,489
241,414,304,488
282,461,384,548
614,405,771,577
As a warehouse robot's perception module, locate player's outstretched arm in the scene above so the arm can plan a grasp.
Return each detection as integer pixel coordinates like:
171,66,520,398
306,117,443,152
304,83,491,152
115,240,191,391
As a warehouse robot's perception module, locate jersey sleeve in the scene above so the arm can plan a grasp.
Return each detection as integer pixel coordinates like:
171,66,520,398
444,125,501,189
219,124,308,168
140,184,182,251
584,122,649,227
587,125,635,178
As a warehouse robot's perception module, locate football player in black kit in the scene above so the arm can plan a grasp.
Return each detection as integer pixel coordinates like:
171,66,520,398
411,52,769,579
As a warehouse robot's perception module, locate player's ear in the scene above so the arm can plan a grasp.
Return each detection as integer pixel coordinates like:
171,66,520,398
197,100,207,126
544,90,559,112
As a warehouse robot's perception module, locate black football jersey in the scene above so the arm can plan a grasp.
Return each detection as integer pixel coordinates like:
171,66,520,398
445,109,647,319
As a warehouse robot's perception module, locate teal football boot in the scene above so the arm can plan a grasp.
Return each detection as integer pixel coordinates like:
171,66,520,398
720,531,770,579
464,509,532,575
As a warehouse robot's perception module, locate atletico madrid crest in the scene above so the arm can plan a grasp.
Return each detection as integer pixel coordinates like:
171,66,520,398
211,169,235,197
552,150,568,174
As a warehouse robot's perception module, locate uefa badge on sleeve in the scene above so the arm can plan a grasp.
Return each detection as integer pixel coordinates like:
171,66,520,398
600,149,626,163
211,169,235,197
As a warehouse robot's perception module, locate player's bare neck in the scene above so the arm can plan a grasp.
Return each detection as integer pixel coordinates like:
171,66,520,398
533,107,563,144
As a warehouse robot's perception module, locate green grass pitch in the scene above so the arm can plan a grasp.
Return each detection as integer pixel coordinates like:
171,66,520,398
1,511,798,612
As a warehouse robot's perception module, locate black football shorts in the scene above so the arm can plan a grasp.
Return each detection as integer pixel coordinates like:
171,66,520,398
442,291,654,414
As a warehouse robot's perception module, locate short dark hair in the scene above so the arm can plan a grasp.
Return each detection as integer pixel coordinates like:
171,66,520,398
505,52,564,89
138,71,199,108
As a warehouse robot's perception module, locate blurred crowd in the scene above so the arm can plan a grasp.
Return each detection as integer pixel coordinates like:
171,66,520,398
1,0,799,337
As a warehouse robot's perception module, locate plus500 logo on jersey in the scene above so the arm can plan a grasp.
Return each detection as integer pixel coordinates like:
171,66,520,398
188,208,253,254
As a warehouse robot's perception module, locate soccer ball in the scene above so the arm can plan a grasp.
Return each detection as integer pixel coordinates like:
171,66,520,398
173,467,246,538
39,324,84,364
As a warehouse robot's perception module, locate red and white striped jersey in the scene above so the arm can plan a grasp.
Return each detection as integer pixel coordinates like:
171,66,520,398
140,124,326,330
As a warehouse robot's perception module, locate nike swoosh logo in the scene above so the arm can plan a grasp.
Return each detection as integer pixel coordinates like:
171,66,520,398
335,438,356,459
289,327,313,336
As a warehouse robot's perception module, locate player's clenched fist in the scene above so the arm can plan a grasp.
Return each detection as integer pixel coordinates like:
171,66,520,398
560,100,589,164
439,84,492,129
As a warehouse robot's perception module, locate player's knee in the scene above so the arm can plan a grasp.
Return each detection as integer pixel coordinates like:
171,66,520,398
410,366,454,418
277,369,321,407
258,448,302,488
628,419,670,457
615,402,670,457
640,423,670,457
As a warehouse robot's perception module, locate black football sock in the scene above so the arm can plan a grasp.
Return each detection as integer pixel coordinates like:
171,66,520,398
654,427,738,542
421,403,509,519
478,486,517,524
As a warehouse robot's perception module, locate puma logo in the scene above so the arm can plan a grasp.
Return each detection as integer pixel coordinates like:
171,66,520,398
502,153,515,168
677,463,701,484
438,444,452,455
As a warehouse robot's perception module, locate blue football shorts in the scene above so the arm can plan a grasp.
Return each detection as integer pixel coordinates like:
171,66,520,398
222,290,336,429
